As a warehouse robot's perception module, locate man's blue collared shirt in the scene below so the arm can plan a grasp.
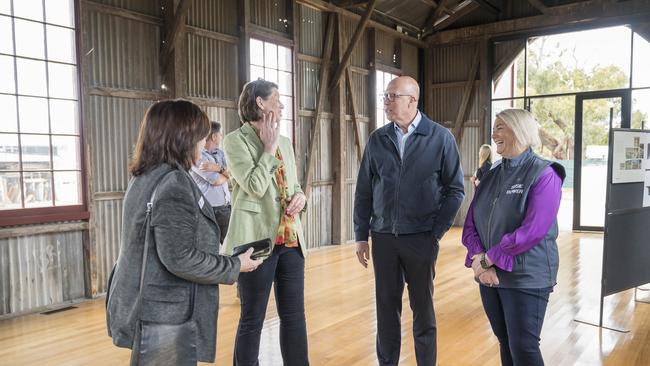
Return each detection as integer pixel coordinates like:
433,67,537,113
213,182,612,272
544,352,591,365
393,111,422,158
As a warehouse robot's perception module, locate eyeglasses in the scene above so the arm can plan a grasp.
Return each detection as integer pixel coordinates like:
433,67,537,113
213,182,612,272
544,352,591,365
381,92,412,102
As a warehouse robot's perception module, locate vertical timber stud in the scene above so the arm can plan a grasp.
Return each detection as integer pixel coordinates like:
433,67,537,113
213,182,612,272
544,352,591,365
303,13,335,199
292,1,301,173
237,0,251,93
160,0,191,96
479,37,489,144
452,45,480,146
331,13,347,244
369,28,377,131
345,67,363,161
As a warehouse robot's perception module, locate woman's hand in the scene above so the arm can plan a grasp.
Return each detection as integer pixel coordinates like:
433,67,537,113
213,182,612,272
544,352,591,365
478,267,500,287
470,253,484,278
237,248,264,272
286,192,306,216
259,111,280,155
199,162,221,172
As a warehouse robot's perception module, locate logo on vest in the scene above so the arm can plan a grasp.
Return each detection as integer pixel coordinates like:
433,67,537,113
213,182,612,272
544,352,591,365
506,183,524,195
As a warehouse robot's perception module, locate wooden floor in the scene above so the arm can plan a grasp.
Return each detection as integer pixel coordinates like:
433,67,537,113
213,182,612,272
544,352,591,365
1,228,650,365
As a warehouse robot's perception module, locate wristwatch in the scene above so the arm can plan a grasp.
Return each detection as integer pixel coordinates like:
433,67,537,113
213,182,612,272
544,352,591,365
480,253,492,269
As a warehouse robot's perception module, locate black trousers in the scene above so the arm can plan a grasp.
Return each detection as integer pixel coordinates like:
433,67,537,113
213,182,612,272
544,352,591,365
480,286,551,366
234,245,309,366
371,231,439,366
212,204,231,244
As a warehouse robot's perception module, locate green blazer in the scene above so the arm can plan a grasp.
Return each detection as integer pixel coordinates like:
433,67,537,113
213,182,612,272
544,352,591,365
222,122,307,256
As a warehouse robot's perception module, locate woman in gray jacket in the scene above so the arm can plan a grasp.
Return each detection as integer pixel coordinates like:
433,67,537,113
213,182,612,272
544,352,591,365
106,99,262,365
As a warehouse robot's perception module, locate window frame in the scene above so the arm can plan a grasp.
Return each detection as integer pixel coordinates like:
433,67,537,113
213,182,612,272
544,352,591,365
374,67,400,130
0,0,88,227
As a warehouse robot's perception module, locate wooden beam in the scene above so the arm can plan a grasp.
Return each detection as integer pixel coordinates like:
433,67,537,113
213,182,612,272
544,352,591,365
527,0,549,14
345,67,363,161
303,13,336,199
420,0,439,9
185,26,239,44
88,86,169,100
368,7,422,35
329,0,377,90
474,0,500,15
492,39,526,85
295,0,427,47
160,0,191,76
81,0,162,25
422,0,449,34
452,46,480,145
431,0,650,44
334,0,370,8
432,1,480,32
237,0,250,92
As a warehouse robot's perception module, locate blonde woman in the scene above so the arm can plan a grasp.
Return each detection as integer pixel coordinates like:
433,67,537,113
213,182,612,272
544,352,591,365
470,144,493,187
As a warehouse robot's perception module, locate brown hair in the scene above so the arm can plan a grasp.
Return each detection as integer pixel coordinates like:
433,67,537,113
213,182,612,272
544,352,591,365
129,99,210,176
238,78,278,123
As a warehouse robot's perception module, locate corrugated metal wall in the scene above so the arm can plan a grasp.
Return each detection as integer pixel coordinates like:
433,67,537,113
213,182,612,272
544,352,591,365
187,33,238,100
250,0,290,35
427,42,482,225
0,231,85,315
187,0,238,35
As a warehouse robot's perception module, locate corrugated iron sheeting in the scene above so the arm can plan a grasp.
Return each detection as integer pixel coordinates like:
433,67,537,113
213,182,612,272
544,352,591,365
460,126,482,177
402,42,418,78
455,179,474,226
299,61,320,111
87,96,153,193
90,0,162,16
0,231,84,315
375,30,398,67
250,0,290,35
430,85,481,127
341,17,369,68
347,72,369,117
93,199,123,294
303,185,332,248
345,183,356,242
85,9,161,91
299,5,325,57
187,33,239,100
205,106,240,135
345,120,367,180
376,0,430,31
187,0,238,35
430,43,477,84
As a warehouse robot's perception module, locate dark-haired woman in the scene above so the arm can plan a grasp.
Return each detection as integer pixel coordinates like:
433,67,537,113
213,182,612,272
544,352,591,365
224,79,309,365
106,99,262,365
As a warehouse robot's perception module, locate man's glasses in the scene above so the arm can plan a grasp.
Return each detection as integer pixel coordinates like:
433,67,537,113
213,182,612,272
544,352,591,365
381,93,412,102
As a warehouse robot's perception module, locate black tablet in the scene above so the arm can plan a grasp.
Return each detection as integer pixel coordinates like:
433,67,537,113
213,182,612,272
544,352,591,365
231,238,273,260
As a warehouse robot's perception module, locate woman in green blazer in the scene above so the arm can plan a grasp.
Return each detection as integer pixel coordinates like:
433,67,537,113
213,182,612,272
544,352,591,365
224,79,309,365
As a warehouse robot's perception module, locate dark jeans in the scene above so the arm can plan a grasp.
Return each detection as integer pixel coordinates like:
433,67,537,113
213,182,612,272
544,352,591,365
234,245,309,366
371,231,439,366
212,204,231,244
479,285,552,366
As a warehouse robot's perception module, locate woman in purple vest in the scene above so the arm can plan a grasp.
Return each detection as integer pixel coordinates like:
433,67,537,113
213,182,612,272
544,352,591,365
461,109,565,366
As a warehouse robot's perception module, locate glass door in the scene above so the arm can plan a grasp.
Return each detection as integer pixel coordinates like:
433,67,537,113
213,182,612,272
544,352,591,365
574,91,631,231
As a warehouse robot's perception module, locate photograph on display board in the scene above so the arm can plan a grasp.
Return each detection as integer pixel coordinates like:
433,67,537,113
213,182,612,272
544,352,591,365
612,131,649,183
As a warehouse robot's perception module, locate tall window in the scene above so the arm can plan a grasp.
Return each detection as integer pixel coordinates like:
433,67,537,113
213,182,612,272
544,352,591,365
375,70,397,129
249,38,294,141
0,0,84,223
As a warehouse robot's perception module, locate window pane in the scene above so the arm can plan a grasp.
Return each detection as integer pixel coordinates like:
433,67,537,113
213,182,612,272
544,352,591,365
526,26,631,96
48,62,78,99
250,38,264,66
46,25,76,63
14,19,45,59
279,71,292,95
49,99,78,134
14,0,43,22
279,119,292,141
23,171,52,207
54,170,80,206
632,89,650,130
0,95,17,132
0,15,13,54
0,133,20,171
16,58,47,96
264,42,277,69
0,55,16,94
280,95,292,119
21,134,51,170
0,172,22,210
52,135,79,170
250,65,264,82
264,68,278,84
278,45,292,72
18,96,49,133
45,0,75,28
633,32,650,88
0,0,11,15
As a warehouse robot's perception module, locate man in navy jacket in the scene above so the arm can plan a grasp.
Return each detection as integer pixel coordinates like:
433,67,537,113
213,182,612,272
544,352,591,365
354,76,464,366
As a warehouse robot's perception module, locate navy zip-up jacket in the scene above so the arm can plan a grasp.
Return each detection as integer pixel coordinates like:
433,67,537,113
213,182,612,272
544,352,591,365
354,112,465,242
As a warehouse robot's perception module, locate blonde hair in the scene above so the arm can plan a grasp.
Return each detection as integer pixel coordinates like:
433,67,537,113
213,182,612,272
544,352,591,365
495,109,541,150
478,144,492,168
